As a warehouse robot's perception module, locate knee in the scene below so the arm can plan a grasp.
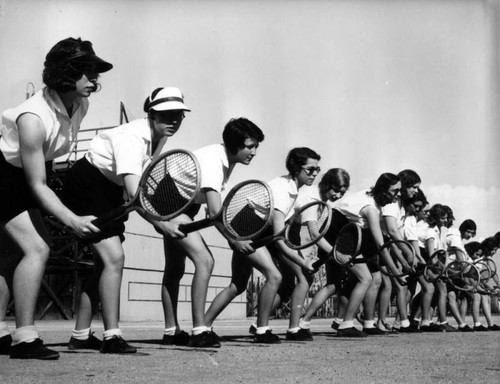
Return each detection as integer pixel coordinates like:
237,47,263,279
102,251,125,271
370,274,382,289
25,240,51,264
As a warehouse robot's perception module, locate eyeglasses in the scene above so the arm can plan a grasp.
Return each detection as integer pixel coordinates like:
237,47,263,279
159,111,185,122
301,166,321,176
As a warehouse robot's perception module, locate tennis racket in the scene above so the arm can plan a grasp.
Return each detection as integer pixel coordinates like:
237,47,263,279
479,257,497,277
423,249,447,283
178,179,273,241
378,239,416,280
311,222,362,271
92,149,201,229
444,260,480,291
250,201,331,250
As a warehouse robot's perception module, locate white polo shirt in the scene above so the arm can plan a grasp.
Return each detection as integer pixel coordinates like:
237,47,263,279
85,118,153,186
335,189,379,230
403,215,419,242
268,174,299,221
381,201,405,237
193,143,234,204
445,227,470,262
0,87,88,167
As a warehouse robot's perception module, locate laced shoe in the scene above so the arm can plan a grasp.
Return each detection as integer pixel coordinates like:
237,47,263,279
473,324,490,332
162,330,190,346
458,325,474,332
420,323,442,332
440,323,458,332
363,327,388,335
337,327,367,338
188,331,221,348
0,334,11,355
399,323,421,333
331,320,340,330
254,330,281,344
249,324,257,335
10,338,59,360
285,328,313,341
488,324,500,331
100,336,137,354
68,332,102,350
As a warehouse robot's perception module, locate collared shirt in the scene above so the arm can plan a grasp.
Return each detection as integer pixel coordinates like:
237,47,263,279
381,201,405,237
193,143,233,204
85,118,154,186
335,189,379,229
0,87,88,167
268,174,299,221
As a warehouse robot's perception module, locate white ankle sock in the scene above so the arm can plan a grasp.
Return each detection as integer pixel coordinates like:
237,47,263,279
400,320,410,328
338,320,354,330
287,327,300,333
72,327,91,340
103,328,122,340
299,319,311,329
0,321,10,338
256,326,270,335
12,325,38,345
192,326,209,336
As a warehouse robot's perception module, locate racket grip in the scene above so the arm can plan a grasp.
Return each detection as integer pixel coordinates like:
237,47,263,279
178,218,213,234
249,235,274,250
91,206,128,229
311,259,324,272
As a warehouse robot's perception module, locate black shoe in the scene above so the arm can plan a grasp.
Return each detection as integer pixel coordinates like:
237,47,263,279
337,327,367,338
100,336,137,354
473,324,490,332
420,323,442,333
331,321,340,330
363,327,388,335
459,325,474,332
162,330,190,346
399,323,421,333
249,324,257,335
10,338,59,360
489,324,500,331
0,334,12,355
285,328,313,341
68,332,102,350
440,323,458,332
254,330,281,344
188,331,221,348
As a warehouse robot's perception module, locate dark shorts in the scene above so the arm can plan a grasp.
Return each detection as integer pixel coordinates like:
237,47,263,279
61,157,126,243
360,227,380,273
0,151,51,222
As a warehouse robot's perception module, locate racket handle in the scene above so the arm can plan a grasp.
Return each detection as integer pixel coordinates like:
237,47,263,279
311,258,325,272
249,235,275,249
92,206,129,229
178,218,213,234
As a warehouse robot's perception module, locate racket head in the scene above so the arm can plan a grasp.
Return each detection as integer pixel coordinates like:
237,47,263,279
282,201,332,250
423,249,447,282
332,222,362,266
482,257,497,277
378,240,415,279
220,179,274,241
138,149,201,221
473,260,492,283
444,260,479,291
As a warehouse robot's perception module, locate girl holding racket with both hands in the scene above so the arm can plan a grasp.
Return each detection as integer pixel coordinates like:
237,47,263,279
204,147,320,344
161,118,264,348
62,87,190,354
0,38,112,360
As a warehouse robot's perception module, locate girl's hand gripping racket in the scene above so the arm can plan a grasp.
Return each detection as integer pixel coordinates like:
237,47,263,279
178,180,274,241
92,149,201,229
378,240,417,283
311,222,362,272
250,201,332,250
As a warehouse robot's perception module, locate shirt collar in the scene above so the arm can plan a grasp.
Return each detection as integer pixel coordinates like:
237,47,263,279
43,87,83,118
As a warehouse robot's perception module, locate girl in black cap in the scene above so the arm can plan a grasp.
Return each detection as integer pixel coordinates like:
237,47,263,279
0,37,112,360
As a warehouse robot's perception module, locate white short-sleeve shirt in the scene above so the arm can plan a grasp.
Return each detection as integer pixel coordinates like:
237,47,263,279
445,227,470,262
335,189,379,229
193,143,234,204
381,201,405,237
85,118,153,186
403,215,419,242
0,87,88,167
268,174,299,221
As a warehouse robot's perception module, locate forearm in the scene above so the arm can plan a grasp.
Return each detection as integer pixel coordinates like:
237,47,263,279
31,183,79,226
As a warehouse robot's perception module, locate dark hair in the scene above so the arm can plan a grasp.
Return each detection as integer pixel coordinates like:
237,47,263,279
368,173,399,207
143,87,163,114
222,118,264,155
318,168,350,201
442,205,454,226
480,237,497,257
398,169,421,201
494,231,500,246
426,204,446,228
42,37,110,93
458,219,477,237
404,188,429,216
285,147,321,176
464,241,481,259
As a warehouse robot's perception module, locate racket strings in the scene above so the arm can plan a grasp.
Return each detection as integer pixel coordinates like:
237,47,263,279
285,204,330,248
334,226,359,264
224,183,272,238
141,153,199,216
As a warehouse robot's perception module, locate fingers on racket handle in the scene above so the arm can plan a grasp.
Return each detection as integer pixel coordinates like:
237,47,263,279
178,218,212,235
249,235,273,250
92,206,128,229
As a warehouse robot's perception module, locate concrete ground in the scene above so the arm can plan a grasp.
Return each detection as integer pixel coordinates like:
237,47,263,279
0,317,499,384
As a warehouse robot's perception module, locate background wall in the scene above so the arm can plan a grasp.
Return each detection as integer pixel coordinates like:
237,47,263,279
1,0,499,320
